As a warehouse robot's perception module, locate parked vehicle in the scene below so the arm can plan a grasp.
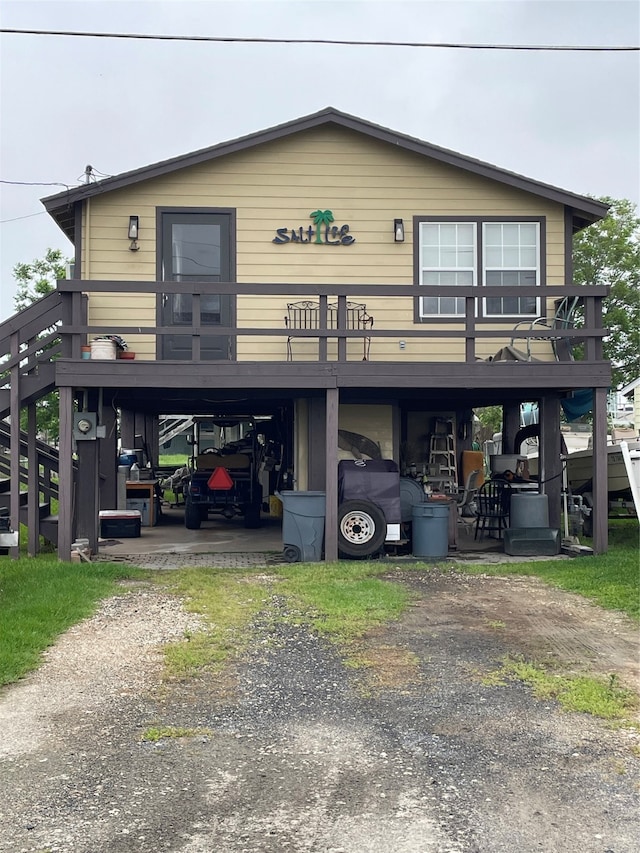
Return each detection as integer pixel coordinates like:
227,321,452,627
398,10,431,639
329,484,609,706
183,417,282,530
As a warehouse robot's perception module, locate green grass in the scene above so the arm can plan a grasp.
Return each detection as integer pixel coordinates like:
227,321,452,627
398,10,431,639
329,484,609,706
158,453,191,468
141,725,212,742
154,570,268,679
0,557,143,686
457,518,639,620
152,562,412,679
274,561,411,644
488,657,638,721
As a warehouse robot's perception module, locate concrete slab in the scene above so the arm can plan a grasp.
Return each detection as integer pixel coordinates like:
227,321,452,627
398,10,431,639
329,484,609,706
94,504,569,569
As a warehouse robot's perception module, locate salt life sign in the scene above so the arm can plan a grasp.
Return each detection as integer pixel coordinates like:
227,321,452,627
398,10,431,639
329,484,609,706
273,209,355,245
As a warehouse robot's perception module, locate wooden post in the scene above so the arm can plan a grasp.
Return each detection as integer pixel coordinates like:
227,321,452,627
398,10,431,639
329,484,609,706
9,331,21,559
324,387,339,562
99,395,118,509
540,394,562,531
58,386,74,560
502,402,521,455
592,386,608,554
27,403,39,556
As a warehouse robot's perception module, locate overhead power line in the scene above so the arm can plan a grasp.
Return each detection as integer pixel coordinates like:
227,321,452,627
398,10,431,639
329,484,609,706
0,28,638,51
1,180,72,188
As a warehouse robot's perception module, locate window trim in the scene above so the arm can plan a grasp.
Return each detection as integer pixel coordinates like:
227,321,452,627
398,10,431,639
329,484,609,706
413,215,546,323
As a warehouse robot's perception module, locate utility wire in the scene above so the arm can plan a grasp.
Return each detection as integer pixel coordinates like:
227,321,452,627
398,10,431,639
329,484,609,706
0,28,638,51
0,211,46,224
1,180,72,188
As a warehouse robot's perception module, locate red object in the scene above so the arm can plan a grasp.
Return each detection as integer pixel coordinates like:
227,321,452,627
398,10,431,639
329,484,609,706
207,467,234,490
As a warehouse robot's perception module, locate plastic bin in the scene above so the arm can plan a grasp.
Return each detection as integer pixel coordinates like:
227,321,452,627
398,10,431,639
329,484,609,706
277,490,326,562
504,527,560,556
126,498,156,526
510,493,549,529
99,510,141,538
412,501,450,559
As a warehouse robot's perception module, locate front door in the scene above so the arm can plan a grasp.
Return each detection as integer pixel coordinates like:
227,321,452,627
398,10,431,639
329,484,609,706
160,211,233,360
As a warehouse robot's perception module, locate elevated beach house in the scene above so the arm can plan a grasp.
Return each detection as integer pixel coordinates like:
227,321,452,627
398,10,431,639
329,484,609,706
2,107,611,558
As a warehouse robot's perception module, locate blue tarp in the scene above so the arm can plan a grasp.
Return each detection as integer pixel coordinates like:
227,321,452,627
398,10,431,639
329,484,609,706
561,389,594,422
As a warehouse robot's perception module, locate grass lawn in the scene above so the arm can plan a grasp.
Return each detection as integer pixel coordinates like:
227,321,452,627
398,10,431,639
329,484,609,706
456,517,639,621
1,519,636,697
0,557,142,686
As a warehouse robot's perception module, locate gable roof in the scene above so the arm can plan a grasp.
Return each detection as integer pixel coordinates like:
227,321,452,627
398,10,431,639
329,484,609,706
42,106,609,242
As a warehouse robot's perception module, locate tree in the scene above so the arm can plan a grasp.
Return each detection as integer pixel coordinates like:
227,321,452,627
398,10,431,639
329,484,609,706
573,197,640,389
12,248,70,442
13,248,67,311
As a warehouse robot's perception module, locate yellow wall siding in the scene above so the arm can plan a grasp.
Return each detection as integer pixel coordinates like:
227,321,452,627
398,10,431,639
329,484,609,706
83,126,566,362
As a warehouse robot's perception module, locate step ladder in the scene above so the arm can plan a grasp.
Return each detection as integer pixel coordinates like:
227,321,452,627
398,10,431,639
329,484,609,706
428,433,456,479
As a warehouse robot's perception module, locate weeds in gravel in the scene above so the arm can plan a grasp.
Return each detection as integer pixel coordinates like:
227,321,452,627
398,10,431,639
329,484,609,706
274,561,411,643
457,518,639,620
152,563,417,688
155,570,268,679
486,656,639,722
141,725,212,742
0,557,142,687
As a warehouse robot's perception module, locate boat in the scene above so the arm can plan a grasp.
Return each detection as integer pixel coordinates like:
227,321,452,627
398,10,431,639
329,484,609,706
564,438,640,498
514,425,640,500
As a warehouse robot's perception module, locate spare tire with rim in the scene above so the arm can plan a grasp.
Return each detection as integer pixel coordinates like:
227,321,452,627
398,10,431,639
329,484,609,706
338,499,386,558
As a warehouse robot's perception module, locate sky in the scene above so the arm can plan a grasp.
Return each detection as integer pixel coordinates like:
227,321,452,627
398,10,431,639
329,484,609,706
1,0,638,321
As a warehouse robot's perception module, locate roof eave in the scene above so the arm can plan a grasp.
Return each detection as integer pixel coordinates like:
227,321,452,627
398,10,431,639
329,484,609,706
41,106,610,240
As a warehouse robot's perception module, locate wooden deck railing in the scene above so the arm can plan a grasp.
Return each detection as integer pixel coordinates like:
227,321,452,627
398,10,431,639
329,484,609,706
56,280,609,364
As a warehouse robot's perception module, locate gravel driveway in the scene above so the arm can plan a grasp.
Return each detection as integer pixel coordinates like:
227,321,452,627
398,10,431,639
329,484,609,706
0,569,638,853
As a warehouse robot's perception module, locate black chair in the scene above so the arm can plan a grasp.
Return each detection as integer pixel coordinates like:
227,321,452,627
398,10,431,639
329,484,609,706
474,480,512,541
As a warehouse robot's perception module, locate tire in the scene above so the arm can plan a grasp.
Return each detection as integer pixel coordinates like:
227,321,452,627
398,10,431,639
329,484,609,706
282,545,301,563
184,497,202,530
338,499,387,558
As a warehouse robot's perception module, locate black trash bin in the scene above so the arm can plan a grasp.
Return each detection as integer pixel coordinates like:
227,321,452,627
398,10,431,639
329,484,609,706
277,490,326,562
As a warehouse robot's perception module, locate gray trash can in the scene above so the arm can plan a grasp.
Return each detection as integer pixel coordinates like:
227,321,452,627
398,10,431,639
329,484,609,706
412,502,449,559
277,490,326,562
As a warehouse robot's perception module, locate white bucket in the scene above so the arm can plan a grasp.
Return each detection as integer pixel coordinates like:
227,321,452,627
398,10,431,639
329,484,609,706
90,339,117,360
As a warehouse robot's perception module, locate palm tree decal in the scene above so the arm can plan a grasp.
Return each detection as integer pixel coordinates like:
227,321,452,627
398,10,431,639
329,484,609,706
310,209,334,244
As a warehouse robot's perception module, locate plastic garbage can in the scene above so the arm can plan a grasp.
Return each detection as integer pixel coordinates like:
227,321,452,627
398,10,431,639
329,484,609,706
277,490,326,562
412,501,449,559
510,493,549,529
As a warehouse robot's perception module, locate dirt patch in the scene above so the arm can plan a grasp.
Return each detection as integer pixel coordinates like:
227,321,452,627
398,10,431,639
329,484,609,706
388,571,639,694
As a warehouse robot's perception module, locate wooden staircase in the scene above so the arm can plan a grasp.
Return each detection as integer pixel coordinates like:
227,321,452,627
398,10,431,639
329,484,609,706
0,291,67,555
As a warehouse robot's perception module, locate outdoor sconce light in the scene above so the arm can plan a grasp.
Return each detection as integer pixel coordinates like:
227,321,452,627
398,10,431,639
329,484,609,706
393,218,405,242
128,215,140,251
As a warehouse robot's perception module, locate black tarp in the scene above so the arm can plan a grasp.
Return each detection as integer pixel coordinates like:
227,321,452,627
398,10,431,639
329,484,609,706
338,459,401,525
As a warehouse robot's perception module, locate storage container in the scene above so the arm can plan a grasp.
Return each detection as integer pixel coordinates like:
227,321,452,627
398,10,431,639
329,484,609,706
99,510,141,538
90,338,117,360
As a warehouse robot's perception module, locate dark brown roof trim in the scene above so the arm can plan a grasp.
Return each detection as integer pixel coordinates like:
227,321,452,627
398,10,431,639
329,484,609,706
42,106,609,242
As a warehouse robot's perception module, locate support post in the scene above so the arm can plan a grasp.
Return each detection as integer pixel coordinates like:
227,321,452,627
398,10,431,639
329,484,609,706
99,397,118,509
76,390,100,554
592,386,608,554
9,331,20,559
27,404,39,556
58,386,74,560
324,387,339,562
502,402,521,455
540,394,562,531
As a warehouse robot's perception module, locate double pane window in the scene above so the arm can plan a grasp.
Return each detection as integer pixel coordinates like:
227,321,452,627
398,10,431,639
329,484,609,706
418,220,540,318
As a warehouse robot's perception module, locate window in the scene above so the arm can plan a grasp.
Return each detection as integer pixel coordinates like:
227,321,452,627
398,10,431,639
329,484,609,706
483,222,539,317
419,222,475,317
417,219,541,318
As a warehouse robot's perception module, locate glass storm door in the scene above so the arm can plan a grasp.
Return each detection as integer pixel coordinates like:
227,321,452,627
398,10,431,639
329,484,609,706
160,212,232,360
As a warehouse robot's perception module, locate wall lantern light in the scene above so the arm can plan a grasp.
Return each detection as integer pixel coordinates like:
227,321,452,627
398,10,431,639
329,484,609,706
128,215,140,251
393,218,405,243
